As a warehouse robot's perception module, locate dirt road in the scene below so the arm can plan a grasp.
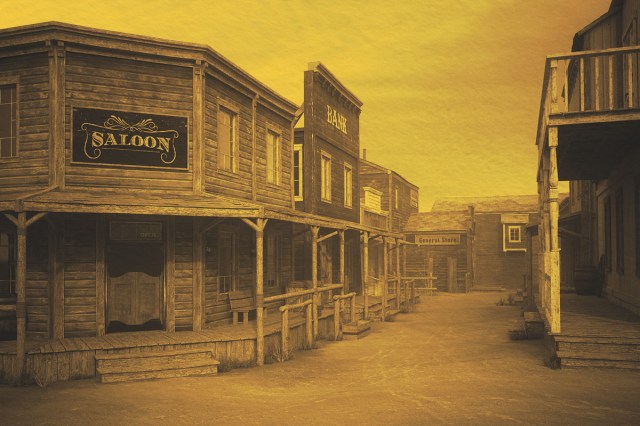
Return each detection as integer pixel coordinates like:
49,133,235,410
1,292,639,425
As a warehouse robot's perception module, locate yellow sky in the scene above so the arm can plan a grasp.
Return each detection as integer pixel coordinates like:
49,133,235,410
1,0,610,210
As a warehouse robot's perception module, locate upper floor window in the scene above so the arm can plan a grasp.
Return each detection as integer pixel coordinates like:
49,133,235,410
266,130,280,185
344,162,353,208
410,189,418,209
0,84,17,159
508,226,521,243
293,144,303,201
394,187,399,209
217,107,237,172
321,151,331,202
363,187,383,213
0,231,16,296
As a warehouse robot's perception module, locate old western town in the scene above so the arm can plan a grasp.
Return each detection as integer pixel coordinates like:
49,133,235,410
1,2,640,424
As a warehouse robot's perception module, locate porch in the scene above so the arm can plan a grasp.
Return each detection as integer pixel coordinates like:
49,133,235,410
549,294,640,369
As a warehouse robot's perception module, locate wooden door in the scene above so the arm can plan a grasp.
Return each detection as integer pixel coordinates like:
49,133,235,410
107,243,163,331
447,257,457,293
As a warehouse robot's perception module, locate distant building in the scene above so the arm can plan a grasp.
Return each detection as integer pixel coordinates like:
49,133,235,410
404,195,546,292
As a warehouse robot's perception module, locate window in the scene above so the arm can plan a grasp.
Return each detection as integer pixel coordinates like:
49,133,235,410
293,144,303,201
344,163,352,208
363,187,383,212
508,226,521,243
604,197,612,272
410,189,418,209
266,130,279,184
616,188,624,274
218,231,236,293
0,231,15,295
394,187,399,209
265,232,280,288
321,151,331,202
0,84,17,159
217,107,237,172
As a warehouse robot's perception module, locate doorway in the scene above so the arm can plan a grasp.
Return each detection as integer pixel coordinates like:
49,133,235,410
106,221,164,332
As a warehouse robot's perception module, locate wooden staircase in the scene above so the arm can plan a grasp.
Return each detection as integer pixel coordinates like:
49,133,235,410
95,348,220,383
554,335,640,370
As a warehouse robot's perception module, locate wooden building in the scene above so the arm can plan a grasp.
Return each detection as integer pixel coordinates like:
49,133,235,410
404,196,542,292
0,23,415,384
536,0,640,340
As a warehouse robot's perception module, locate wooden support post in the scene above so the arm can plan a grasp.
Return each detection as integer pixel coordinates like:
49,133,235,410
350,294,356,323
281,308,289,359
95,215,105,336
363,231,369,319
46,215,64,339
395,239,401,310
339,230,345,294
192,218,204,331
382,238,388,321
609,55,614,110
548,127,561,334
628,53,634,108
564,60,569,113
256,218,266,365
311,225,319,338
333,297,340,340
595,56,600,111
166,217,176,333
16,212,27,378
192,60,206,194
580,57,585,111
48,40,65,189
305,303,313,348
550,59,558,113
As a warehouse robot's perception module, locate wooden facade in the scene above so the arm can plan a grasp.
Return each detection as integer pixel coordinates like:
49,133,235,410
536,0,640,332
0,23,417,383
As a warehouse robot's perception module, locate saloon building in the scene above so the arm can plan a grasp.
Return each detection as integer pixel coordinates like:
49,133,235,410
0,22,415,384
536,0,640,368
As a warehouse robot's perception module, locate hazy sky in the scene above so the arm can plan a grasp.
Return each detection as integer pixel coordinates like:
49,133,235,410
2,0,611,210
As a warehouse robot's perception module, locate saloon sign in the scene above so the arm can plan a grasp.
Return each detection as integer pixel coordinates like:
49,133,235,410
72,107,188,169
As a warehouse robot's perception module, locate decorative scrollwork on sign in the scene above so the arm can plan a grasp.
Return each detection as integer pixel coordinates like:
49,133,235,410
104,115,159,133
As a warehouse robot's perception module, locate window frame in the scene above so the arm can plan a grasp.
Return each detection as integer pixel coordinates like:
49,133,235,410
615,188,625,274
0,78,19,161
320,151,332,203
293,144,303,201
507,225,522,243
266,127,280,185
217,101,239,173
343,162,353,208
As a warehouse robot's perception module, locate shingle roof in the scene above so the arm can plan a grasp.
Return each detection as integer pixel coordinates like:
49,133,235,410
404,211,468,232
431,195,540,213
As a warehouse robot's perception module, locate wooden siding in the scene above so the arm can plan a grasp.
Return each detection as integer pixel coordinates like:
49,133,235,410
64,52,194,192
254,104,293,208
63,215,97,338
391,174,418,233
175,217,194,331
203,75,253,200
26,220,49,339
405,237,468,292
0,53,50,193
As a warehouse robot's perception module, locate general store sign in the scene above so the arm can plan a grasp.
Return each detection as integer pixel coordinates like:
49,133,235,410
72,107,188,169
416,234,461,245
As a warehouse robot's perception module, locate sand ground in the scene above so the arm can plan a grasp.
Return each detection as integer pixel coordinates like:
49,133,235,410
1,292,639,425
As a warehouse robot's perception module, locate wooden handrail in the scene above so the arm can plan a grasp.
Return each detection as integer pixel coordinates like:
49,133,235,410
279,299,312,312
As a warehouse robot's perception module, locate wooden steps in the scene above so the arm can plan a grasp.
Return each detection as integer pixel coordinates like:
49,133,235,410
343,320,371,340
554,335,640,370
95,348,220,383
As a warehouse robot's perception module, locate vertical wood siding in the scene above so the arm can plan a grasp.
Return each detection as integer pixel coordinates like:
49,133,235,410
63,215,97,337
26,220,49,339
64,53,193,192
0,53,50,193
175,217,194,330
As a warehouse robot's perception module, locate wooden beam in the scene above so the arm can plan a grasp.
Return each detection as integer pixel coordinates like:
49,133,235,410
317,230,338,243
26,212,48,228
251,95,258,202
395,237,401,310
192,60,206,194
382,238,388,321
166,217,176,332
193,217,204,331
95,215,105,336
311,225,319,337
339,230,345,293
363,231,369,319
200,217,225,234
255,217,266,365
15,212,26,377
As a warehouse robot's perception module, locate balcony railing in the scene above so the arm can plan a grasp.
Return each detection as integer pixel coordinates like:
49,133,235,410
537,44,640,148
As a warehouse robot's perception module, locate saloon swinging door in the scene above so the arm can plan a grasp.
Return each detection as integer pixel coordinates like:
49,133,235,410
106,221,165,332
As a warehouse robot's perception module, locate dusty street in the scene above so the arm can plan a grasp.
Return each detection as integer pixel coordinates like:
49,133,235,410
1,292,639,425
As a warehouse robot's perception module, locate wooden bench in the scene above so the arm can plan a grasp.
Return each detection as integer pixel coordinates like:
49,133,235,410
228,290,256,325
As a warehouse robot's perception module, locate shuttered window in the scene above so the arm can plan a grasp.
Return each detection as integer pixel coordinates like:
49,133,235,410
217,107,236,172
0,84,17,159
344,163,352,208
293,144,303,201
321,152,331,202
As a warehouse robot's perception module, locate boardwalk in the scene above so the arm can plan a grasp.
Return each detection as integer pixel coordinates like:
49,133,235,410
1,292,639,425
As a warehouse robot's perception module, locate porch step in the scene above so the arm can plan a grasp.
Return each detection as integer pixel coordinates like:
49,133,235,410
343,320,371,340
95,348,220,383
554,336,640,369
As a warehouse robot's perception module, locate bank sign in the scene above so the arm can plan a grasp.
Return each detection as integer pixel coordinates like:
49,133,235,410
72,107,188,169
416,234,461,245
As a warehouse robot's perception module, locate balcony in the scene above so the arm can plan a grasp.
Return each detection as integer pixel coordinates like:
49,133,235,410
537,45,640,181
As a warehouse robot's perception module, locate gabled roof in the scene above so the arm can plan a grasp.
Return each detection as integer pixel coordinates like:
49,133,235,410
359,158,419,190
404,211,468,233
